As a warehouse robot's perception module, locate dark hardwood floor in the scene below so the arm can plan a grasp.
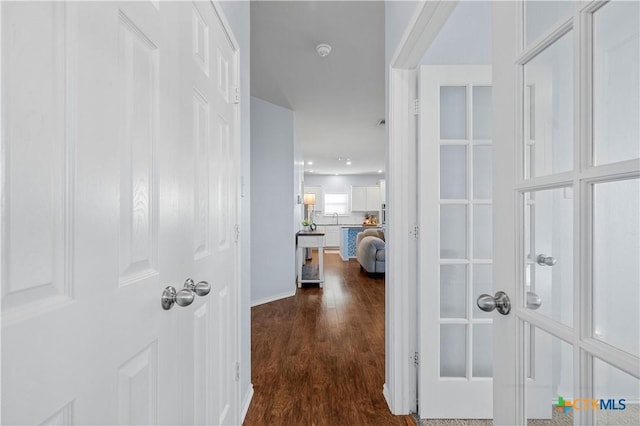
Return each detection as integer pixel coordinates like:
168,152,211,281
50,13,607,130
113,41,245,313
244,251,415,426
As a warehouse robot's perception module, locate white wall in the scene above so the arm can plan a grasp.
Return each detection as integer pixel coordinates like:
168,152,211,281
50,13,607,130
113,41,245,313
420,1,491,66
304,174,384,225
215,0,252,413
250,97,297,305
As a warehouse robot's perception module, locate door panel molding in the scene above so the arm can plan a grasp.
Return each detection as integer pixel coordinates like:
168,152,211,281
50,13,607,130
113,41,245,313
1,2,75,323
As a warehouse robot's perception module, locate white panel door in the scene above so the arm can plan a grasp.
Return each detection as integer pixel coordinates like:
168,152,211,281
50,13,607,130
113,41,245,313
418,65,493,419
492,1,639,424
181,2,240,425
1,2,240,424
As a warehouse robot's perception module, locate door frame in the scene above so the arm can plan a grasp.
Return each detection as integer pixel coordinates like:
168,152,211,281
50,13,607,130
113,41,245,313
386,0,458,414
205,1,247,422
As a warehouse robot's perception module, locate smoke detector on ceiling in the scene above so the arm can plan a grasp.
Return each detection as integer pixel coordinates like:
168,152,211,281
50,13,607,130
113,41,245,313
316,44,332,57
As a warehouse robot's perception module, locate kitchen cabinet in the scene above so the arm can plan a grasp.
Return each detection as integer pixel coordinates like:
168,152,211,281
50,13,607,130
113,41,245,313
319,226,340,248
351,185,380,212
366,186,380,210
379,179,386,204
324,226,340,247
351,186,367,211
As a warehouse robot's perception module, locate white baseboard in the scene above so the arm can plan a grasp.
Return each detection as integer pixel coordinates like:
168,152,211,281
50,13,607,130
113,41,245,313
251,290,295,307
383,383,392,411
240,384,254,423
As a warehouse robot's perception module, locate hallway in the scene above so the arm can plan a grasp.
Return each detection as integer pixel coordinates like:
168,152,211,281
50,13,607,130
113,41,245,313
244,252,413,425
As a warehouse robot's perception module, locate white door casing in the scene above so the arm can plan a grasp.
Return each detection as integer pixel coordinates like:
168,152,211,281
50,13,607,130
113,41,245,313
492,1,639,424
418,65,493,419
1,2,241,424
183,2,240,424
386,0,459,413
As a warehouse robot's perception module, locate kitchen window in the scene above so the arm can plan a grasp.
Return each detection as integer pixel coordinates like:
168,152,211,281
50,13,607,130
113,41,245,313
324,193,349,215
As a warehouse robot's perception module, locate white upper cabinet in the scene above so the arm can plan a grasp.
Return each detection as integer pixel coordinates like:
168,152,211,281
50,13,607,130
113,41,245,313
351,186,367,211
366,186,380,210
351,185,380,211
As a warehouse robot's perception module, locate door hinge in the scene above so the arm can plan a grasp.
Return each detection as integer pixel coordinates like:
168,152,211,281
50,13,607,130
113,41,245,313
233,86,240,104
234,224,240,243
412,99,420,115
410,224,419,240
412,351,419,367
234,362,240,381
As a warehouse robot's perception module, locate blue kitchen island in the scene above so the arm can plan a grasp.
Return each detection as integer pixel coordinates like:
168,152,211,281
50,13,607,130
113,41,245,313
339,226,382,261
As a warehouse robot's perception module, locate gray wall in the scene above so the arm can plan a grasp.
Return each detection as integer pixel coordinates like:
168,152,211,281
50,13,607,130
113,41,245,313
250,97,297,304
216,0,252,411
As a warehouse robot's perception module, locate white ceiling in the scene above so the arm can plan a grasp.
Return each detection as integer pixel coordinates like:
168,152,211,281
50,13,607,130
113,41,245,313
251,1,385,176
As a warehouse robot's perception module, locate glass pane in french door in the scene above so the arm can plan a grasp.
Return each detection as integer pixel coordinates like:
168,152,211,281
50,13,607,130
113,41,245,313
593,178,640,357
524,31,573,178
439,83,493,380
523,187,573,327
440,86,467,140
593,0,640,165
524,323,574,425
594,358,640,425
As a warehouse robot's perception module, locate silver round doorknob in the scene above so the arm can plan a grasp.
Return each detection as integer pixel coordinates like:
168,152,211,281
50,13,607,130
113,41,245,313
537,254,557,266
477,294,497,312
175,289,195,306
194,281,211,296
184,278,211,297
526,291,542,310
161,286,195,310
476,291,511,315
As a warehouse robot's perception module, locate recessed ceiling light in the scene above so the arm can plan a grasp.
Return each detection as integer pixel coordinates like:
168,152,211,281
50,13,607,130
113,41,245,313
309,170,314,173
377,170,383,173
307,161,313,165
335,173,339,176
346,160,352,165
316,43,332,57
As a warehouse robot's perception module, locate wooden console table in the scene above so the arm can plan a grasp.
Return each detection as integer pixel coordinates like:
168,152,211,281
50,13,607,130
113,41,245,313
296,231,325,288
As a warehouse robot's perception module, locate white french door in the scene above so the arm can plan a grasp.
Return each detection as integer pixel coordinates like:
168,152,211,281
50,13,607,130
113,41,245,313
418,65,493,419
493,1,639,425
1,2,240,424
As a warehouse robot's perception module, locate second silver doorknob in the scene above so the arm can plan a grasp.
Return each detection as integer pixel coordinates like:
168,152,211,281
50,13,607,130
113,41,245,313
477,291,511,315
537,254,557,266
184,278,211,296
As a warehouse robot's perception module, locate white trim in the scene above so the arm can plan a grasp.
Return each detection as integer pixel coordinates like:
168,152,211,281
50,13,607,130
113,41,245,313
386,0,458,416
383,384,391,409
386,67,417,415
251,290,296,308
210,1,240,52
390,1,459,69
209,2,245,424
239,384,254,423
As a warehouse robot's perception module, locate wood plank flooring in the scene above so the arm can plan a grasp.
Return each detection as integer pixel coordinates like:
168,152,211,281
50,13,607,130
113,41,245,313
244,252,414,426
